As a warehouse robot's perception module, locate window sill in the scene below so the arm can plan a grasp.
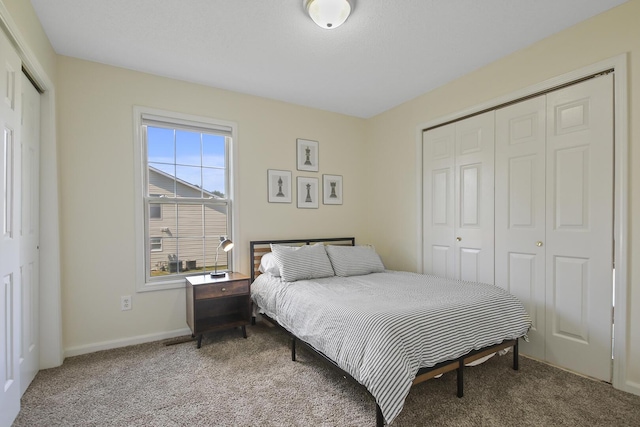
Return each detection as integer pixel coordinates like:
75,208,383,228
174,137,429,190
137,278,185,293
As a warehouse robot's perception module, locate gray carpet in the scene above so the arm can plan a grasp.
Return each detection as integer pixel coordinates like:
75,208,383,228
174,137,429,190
13,320,640,426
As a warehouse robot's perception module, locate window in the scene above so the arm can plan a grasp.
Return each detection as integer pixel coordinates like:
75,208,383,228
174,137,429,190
150,237,163,252
134,107,237,290
149,204,162,219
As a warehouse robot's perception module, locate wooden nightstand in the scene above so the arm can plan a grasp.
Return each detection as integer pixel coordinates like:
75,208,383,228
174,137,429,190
185,272,251,348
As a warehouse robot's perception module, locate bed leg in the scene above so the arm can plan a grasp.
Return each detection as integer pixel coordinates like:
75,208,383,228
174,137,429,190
513,338,519,371
291,336,297,362
456,359,464,398
251,316,256,325
376,403,384,427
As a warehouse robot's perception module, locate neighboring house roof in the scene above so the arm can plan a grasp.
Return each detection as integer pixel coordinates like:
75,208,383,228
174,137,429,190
149,166,223,199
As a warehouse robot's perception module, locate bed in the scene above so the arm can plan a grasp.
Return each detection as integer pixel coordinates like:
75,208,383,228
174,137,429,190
249,237,531,426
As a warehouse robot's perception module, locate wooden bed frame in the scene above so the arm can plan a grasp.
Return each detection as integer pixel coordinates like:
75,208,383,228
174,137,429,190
249,237,521,427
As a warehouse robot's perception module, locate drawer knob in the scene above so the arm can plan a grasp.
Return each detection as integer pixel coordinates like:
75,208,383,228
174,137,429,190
456,237,462,242
221,287,227,292
536,241,543,247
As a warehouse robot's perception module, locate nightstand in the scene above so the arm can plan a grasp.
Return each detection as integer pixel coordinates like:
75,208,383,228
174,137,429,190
185,272,251,348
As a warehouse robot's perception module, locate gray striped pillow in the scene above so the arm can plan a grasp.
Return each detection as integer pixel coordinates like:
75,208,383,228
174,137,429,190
325,245,385,277
270,243,335,282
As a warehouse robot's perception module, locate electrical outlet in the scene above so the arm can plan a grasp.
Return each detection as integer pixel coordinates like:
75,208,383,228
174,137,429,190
121,295,132,311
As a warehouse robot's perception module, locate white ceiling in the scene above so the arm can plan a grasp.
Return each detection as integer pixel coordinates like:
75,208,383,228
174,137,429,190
30,0,627,118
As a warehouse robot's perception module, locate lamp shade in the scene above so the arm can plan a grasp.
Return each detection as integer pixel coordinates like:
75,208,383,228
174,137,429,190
219,238,234,252
305,0,351,29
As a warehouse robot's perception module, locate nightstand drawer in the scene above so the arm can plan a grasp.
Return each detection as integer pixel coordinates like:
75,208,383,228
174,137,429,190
195,280,249,299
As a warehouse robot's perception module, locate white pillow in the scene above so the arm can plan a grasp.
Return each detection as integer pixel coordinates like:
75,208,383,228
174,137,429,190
270,243,335,282
325,245,385,277
258,252,280,277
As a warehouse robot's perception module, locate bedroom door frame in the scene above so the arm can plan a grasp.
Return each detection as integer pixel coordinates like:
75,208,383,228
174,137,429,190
415,54,630,396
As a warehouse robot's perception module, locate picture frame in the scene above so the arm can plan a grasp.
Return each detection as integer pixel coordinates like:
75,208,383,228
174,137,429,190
296,138,319,172
323,174,343,205
267,169,292,203
297,176,319,209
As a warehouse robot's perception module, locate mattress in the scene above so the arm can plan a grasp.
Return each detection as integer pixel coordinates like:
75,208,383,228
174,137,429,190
251,270,531,424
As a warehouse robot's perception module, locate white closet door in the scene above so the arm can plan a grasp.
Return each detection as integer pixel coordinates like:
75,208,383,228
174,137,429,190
19,73,40,395
545,74,613,381
423,123,455,279
495,95,547,360
0,29,23,427
454,111,494,283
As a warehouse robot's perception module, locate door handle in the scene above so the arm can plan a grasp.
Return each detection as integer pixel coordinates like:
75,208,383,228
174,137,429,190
536,241,543,247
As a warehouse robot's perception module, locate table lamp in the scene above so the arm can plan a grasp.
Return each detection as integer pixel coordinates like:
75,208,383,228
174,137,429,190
211,236,233,278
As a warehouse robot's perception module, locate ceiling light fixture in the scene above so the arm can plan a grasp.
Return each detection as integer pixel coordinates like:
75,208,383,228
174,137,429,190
305,0,352,29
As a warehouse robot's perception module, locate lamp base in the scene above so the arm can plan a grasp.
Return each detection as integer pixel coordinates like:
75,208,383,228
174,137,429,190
210,272,227,279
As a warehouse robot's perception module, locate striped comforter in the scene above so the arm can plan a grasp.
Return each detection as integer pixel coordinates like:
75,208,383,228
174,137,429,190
251,270,531,424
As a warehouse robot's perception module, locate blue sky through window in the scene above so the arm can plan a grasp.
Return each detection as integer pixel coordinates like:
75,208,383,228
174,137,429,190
147,126,226,195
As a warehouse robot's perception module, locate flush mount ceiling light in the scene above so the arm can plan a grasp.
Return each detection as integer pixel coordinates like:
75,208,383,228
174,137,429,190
305,0,352,29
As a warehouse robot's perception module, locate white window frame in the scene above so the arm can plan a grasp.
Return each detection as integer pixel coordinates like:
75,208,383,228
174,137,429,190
133,106,239,292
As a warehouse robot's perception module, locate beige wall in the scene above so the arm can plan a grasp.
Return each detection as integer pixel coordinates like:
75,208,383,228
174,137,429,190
56,57,368,352
367,0,639,390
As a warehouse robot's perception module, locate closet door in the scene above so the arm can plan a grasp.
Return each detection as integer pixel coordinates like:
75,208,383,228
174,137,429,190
495,96,546,360
19,72,41,395
454,112,494,283
423,111,494,284
545,74,613,382
0,28,23,426
423,123,455,279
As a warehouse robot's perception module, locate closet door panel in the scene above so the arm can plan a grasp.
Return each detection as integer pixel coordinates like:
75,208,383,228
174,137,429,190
508,156,536,227
19,73,41,395
545,74,613,382
0,28,23,427
554,146,589,229
495,95,546,360
454,111,494,284
552,256,589,340
431,245,450,278
423,124,455,279
459,248,480,281
460,164,480,226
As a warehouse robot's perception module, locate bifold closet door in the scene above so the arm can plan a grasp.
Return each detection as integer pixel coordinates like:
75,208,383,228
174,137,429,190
544,74,613,382
423,111,494,284
454,112,495,283
0,27,23,426
495,74,614,381
20,72,41,395
495,95,547,360
423,123,456,279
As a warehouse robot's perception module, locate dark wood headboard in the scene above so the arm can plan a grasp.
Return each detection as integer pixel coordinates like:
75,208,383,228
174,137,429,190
249,237,355,282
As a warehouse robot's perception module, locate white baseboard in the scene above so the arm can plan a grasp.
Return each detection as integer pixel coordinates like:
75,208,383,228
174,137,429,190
64,327,192,358
621,379,640,397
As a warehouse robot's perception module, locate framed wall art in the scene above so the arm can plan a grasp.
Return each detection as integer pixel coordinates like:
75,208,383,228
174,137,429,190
297,176,319,209
267,169,292,203
323,174,343,205
296,138,319,172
